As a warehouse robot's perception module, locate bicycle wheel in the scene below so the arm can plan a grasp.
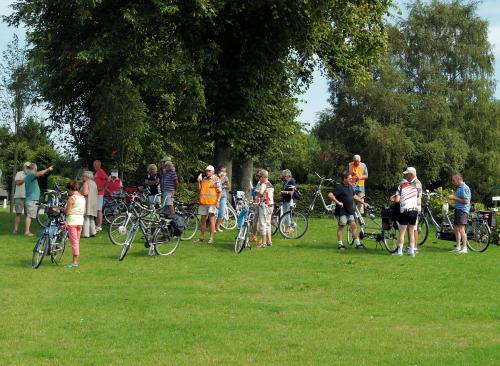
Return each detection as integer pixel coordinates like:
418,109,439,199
417,215,429,246
234,223,248,254
271,209,280,236
279,210,308,239
180,211,198,241
382,226,399,253
32,234,49,269
467,221,490,252
36,204,49,228
346,225,354,246
119,242,131,261
50,229,67,265
153,226,180,256
109,214,134,246
104,202,127,224
221,206,237,230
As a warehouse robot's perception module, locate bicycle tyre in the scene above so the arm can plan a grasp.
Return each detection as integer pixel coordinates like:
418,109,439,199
417,215,429,246
32,234,49,269
347,226,354,246
467,222,490,252
50,229,67,265
108,214,134,246
180,211,198,241
279,210,308,239
104,202,127,224
153,226,180,256
221,206,237,230
382,226,399,253
234,223,248,254
271,209,280,236
36,204,49,228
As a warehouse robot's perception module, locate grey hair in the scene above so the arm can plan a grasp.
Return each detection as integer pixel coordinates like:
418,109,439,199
29,163,37,170
353,154,361,161
281,169,292,177
452,172,463,180
83,170,94,179
258,169,269,178
164,161,174,168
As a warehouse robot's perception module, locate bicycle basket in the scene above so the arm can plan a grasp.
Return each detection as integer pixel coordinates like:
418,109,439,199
168,214,186,237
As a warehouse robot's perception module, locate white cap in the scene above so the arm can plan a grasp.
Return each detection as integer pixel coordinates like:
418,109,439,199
205,165,215,171
110,171,119,177
403,167,417,175
23,162,31,167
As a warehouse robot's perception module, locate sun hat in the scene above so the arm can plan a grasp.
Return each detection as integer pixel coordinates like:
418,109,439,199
403,167,417,175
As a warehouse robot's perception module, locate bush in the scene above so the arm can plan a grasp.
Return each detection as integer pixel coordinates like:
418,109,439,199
47,175,71,190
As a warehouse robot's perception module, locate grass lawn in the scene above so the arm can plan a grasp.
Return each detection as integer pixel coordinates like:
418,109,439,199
0,207,499,365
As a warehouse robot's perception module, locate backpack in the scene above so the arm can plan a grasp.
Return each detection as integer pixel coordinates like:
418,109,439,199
169,214,186,237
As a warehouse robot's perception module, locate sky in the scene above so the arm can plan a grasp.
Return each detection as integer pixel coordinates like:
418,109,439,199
0,0,499,127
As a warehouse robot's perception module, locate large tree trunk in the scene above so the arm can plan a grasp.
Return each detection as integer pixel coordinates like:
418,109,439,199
214,143,233,185
239,158,254,194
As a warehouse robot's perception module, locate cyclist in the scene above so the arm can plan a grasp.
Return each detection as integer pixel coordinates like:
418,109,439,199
328,171,368,250
93,160,108,232
160,158,179,216
348,154,368,215
280,169,296,234
144,164,161,208
65,181,85,268
197,165,221,244
256,169,274,248
390,167,420,257
12,162,30,234
215,165,231,232
448,173,471,254
23,163,54,237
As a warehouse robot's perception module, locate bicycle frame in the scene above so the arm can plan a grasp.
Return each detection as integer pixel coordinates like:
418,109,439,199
306,174,336,215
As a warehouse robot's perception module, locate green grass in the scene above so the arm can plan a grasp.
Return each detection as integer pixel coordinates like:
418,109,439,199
0,208,499,365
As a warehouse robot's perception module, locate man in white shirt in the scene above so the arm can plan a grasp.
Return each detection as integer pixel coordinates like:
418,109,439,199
12,162,31,234
390,167,421,257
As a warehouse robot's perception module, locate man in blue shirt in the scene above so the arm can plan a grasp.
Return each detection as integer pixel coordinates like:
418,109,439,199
448,173,471,254
23,163,53,236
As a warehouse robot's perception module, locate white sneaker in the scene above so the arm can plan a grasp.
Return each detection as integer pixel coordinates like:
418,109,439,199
407,250,415,257
450,247,461,253
96,226,102,232
458,248,468,254
392,251,403,256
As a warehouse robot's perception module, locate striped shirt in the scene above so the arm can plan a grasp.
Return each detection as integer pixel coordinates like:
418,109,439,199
160,169,178,193
396,178,420,213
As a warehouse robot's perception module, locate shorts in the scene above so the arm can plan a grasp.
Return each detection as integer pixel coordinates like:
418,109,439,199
14,198,25,214
258,205,272,235
215,196,227,219
198,205,217,216
399,210,418,226
454,209,468,225
97,195,104,210
336,214,355,226
25,200,38,219
148,195,161,205
162,192,175,206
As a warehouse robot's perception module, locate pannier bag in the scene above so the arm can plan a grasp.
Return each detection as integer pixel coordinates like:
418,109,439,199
381,207,393,230
169,214,186,237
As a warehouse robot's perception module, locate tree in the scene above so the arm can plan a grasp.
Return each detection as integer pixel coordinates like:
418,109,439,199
0,34,39,211
313,0,499,202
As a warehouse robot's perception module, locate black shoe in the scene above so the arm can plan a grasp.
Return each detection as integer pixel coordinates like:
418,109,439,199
338,244,346,250
355,243,365,249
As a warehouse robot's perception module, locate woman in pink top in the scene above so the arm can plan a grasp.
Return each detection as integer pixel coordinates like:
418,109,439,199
65,181,85,268
93,160,108,231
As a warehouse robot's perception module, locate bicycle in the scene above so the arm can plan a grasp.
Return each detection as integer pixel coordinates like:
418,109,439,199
278,173,336,239
36,182,68,228
109,201,181,260
32,206,68,269
418,191,491,252
103,191,129,224
234,196,256,254
220,200,238,230
344,204,398,252
174,200,199,241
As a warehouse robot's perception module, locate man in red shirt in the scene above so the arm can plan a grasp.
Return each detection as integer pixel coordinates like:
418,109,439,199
93,160,108,231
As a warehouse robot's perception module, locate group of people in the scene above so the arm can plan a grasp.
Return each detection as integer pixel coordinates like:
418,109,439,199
327,155,472,256
11,152,474,268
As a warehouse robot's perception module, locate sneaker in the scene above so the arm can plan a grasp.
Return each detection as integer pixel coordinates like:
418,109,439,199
338,244,346,251
207,239,214,244
407,250,415,257
67,263,79,269
450,247,462,253
96,227,102,232
355,243,365,249
458,248,468,254
267,242,273,247
392,251,403,256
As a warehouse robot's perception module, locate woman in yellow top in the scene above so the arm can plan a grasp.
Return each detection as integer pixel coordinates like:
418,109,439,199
65,181,86,268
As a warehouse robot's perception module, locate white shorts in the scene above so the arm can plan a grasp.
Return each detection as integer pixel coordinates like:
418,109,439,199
162,192,175,206
198,205,217,216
